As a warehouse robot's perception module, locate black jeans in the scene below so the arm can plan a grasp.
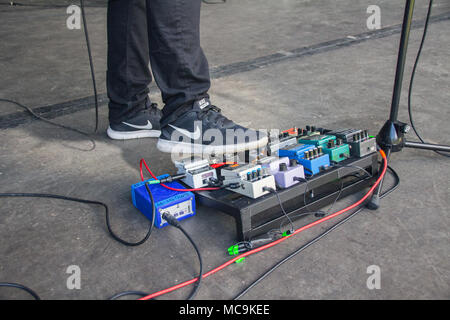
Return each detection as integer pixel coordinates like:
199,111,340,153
107,0,211,124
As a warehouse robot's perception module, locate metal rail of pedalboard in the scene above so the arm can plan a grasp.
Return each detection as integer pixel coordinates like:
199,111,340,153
195,153,379,241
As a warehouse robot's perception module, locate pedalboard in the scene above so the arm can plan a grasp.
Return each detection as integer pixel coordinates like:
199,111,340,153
196,152,379,240
154,125,379,240
220,163,276,199
131,175,196,228
174,157,218,188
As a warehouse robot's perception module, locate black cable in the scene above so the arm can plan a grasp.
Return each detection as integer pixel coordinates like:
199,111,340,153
325,164,373,215
202,0,226,4
0,1,105,8
0,183,156,300
108,290,150,300
407,0,449,158
233,166,400,300
295,176,312,213
112,211,204,301
177,225,203,300
233,207,365,300
279,167,374,232
0,98,96,151
331,163,373,180
159,212,203,300
0,2,68,8
2,0,101,136
383,166,400,198
80,0,99,132
110,228,203,301
265,187,295,233
0,165,399,300
109,190,203,300
0,282,41,300
0,187,155,247
324,178,344,215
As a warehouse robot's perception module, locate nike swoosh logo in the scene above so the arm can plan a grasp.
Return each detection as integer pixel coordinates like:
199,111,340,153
122,120,153,130
169,124,201,140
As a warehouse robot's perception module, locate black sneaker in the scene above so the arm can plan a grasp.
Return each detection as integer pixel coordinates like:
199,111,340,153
107,102,162,140
157,98,268,154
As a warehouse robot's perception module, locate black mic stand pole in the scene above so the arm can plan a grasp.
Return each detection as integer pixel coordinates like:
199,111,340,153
368,0,450,209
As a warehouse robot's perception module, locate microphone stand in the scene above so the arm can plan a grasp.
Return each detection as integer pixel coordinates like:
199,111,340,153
368,0,450,209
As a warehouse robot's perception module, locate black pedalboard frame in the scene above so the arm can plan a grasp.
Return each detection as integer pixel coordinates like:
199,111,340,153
196,153,379,241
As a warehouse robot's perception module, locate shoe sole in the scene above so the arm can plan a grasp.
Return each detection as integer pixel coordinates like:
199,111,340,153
156,136,268,155
107,126,161,140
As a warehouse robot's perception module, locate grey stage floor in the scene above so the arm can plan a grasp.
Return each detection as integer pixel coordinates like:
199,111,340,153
0,0,449,300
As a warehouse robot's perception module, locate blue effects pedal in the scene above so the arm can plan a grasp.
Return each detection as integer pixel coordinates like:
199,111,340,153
131,175,196,228
279,144,330,176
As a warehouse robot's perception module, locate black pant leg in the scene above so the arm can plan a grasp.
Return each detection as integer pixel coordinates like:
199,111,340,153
107,0,152,124
146,0,211,118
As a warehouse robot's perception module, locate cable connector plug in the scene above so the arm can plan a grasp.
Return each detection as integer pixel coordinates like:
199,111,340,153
145,174,186,185
262,186,275,193
159,174,186,184
227,243,251,256
162,212,181,228
282,230,292,237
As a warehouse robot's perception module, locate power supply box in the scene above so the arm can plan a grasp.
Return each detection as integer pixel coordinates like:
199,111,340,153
131,175,196,228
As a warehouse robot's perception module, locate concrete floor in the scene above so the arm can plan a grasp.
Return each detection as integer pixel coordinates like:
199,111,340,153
0,0,449,300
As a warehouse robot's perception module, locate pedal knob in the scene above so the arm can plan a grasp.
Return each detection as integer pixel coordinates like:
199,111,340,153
313,148,318,158
279,163,288,172
318,146,323,155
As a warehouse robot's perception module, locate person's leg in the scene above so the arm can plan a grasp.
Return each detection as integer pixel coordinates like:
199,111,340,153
146,0,211,119
106,0,161,139
148,0,267,154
